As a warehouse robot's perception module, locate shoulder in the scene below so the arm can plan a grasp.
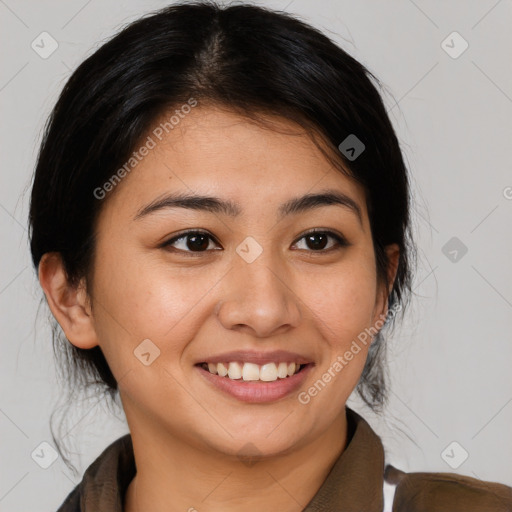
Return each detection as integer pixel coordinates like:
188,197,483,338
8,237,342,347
55,487,80,512
55,434,134,512
384,464,512,512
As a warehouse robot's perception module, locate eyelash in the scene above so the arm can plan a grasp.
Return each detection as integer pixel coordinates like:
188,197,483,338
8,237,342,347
161,228,349,255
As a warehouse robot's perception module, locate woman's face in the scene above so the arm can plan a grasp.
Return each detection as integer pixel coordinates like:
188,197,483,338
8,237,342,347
76,106,397,457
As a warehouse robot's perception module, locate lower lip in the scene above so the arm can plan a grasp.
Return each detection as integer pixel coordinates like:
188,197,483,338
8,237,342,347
196,364,313,403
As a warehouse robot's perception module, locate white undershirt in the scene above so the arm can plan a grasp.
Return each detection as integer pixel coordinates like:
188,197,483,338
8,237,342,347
382,480,398,512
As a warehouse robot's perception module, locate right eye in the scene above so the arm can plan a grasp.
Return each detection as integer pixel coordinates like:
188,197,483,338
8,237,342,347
161,230,222,254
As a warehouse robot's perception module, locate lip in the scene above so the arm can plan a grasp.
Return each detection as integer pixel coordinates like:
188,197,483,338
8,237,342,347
195,350,312,366
196,362,314,403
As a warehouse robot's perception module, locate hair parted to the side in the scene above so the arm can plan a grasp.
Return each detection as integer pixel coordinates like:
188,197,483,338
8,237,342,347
28,0,415,473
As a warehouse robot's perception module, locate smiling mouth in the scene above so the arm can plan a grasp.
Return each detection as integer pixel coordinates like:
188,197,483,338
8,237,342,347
198,361,309,382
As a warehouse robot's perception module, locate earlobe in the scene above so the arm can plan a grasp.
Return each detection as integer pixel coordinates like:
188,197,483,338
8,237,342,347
38,252,99,350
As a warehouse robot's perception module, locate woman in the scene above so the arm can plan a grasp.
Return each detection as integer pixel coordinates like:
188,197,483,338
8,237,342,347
29,2,512,511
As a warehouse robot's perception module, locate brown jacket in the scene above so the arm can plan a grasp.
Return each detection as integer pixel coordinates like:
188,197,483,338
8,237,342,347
56,408,512,511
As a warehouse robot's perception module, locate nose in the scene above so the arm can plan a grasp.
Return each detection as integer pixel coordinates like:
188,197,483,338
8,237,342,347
215,250,302,338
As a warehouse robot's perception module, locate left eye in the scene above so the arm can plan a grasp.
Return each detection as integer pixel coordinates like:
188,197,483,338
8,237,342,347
293,230,348,251
162,230,348,254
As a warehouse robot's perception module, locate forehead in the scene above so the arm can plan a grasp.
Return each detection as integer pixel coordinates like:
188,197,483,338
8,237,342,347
98,106,368,223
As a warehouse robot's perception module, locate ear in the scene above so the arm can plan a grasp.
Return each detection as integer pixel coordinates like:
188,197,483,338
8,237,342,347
372,243,400,323
38,252,99,349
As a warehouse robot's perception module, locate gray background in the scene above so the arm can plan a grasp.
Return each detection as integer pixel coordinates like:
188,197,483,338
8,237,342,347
1,0,511,510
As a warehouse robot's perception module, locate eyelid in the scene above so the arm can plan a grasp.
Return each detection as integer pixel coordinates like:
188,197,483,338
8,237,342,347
159,230,221,256
292,227,348,245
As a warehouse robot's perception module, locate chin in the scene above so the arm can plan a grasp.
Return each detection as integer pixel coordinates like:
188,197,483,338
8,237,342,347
195,419,313,460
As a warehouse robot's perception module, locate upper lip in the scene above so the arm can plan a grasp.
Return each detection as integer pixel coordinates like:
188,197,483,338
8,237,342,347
196,350,313,366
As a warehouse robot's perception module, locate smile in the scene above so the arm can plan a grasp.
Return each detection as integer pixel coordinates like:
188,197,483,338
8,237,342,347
200,361,305,382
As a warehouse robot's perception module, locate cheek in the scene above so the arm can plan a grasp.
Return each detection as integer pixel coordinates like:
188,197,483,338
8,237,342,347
296,264,377,413
297,257,378,348
90,249,221,370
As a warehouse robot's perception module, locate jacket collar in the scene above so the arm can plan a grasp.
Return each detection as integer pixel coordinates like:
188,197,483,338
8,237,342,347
72,407,384,511
304,407,385,511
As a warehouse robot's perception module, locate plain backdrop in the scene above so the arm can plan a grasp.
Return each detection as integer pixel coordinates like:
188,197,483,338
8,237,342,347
1,0,511,510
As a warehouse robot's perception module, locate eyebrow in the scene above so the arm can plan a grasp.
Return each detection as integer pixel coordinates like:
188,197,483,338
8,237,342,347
133,188,363,226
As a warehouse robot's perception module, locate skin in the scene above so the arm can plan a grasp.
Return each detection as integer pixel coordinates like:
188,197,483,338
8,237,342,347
39,105,399,512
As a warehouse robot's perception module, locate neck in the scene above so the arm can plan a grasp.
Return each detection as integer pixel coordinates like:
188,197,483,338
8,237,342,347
124,410,348,512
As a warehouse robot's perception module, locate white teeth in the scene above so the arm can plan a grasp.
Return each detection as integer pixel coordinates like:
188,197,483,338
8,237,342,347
204,361,303,381
260,363,278,381
277,362,288,378
217,362,228,377
228,362,242,379
242,363,260,381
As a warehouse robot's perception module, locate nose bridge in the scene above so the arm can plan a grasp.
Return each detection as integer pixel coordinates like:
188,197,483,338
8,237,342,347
215,239,301,336
237,248,283,298
234,241,290,308
234,234,282,289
